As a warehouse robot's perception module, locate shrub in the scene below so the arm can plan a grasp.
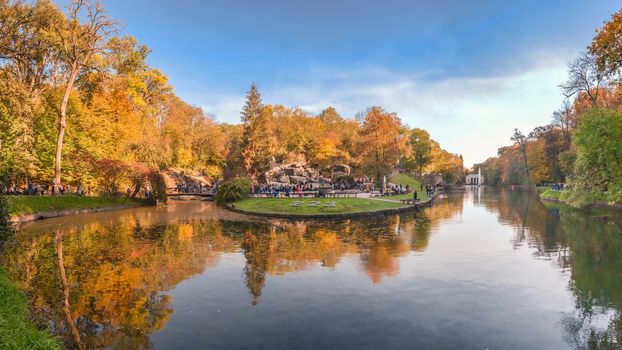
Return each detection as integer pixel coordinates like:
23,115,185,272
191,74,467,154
0,194,14,246
149,171,169,203
215,177,251,205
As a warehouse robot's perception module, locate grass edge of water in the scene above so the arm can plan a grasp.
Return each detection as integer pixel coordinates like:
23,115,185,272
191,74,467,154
0,267,62,350
7,196,150,217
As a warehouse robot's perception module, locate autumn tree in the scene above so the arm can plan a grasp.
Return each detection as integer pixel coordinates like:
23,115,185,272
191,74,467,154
240,84,271,181
52,0,117,192
318,106,341,126
511,128,531,186
426,142,464,184
407,128,433,175
590,9,622,79
358,107,407,187
528,125,566,183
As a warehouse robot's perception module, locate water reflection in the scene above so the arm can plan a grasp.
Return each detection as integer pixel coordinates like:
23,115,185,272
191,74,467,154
475,187,622,349
2,189,622,349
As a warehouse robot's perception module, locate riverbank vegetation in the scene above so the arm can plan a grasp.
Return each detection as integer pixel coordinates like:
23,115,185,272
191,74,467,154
0,0,462,198
0,195,11,243
0,268,61,350
214,177,251,205
538,188,565,202
474,10,622,207
0,195,60,349
7,195,149,216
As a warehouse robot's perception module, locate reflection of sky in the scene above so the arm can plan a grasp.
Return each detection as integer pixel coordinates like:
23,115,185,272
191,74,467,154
12,191,621,348
149,196,577,349
54,0,620,166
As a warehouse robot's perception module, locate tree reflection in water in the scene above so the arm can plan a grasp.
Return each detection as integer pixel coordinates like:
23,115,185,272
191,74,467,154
3,190,621,349
1,199,462,347
55,229,84,350
478,187,622,349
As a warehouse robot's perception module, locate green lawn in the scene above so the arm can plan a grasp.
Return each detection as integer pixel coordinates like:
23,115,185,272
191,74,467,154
0,268,61,350
233,197,408,215
539,188,563,201
7,196,149,216
387,173,429,201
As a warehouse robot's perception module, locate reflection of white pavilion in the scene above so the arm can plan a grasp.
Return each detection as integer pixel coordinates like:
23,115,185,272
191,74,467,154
465,168,483,186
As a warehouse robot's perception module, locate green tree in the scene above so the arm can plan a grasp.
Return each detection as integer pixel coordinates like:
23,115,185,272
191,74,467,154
52,0,117,193
408,128,433,175
572,109,622,199
240,84,271,181
0,0,62,184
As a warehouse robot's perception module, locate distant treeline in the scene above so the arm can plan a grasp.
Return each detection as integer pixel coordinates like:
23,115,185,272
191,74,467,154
475,8,622,205
0,0,462,194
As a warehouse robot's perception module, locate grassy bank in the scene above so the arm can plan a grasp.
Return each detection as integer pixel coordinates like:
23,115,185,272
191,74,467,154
388,173,429,201
539,188,564,201
538,188,622,209
7,195,149,217
233,197,408,215
0,268,61,349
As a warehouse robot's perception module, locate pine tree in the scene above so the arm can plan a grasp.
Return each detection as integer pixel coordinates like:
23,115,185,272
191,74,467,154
240,84,271,181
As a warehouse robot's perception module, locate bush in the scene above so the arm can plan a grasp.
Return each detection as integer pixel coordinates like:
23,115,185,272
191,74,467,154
0,194,14,246
215,177,251,205
149,171,169,203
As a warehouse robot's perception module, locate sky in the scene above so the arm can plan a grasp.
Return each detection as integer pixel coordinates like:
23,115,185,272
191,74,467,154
60,0,620,167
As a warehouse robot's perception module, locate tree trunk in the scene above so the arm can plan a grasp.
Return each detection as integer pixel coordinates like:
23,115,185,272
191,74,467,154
131,183,141,198
53,66,79,193
520,144,531,186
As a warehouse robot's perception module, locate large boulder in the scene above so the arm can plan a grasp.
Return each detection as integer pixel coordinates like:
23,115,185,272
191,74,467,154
332,164,351,175
289,176,308,184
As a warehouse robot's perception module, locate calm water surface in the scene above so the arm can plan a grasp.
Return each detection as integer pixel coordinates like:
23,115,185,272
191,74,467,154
3,187,622,349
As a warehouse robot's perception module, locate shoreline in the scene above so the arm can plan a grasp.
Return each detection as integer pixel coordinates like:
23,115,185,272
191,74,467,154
226,194,437,220
540,195,622,210
10,201,153,224
538,190,622,210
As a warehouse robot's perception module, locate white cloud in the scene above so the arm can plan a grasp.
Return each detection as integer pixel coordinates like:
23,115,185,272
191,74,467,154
197,61,568,167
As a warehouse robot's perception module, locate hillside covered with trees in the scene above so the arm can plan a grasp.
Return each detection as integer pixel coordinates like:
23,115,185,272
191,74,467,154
0,0,463,196
474,9,622,206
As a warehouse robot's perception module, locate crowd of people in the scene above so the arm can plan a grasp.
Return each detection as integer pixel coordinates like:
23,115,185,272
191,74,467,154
251,182,318,197
385,184,412,195
175,183,212,194
4,182,159,198
3,175,439,200
4,183,91,196
249,177,439,200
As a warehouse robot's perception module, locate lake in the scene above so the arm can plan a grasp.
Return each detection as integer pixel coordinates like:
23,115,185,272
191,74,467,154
3,187,621,349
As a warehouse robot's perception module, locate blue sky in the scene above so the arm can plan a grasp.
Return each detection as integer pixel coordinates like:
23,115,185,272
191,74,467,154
63,0,620,166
